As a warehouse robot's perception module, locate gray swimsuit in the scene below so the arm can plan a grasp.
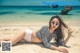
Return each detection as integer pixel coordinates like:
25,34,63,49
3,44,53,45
36,26,57,48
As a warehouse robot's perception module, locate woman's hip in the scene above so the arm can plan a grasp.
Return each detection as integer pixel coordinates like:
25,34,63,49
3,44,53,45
23,28,41,43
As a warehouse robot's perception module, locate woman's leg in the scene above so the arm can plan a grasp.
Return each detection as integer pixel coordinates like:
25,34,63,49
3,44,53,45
0,31,25,46
0,38,6,42
10,31,25,45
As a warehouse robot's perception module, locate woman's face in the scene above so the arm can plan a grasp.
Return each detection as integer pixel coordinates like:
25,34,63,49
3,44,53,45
50,18,60,30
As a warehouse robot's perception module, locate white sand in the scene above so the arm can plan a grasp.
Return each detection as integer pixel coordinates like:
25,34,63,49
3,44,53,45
0,23,80,53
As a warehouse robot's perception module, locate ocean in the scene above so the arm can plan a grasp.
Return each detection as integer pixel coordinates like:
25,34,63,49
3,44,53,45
0,6,80,24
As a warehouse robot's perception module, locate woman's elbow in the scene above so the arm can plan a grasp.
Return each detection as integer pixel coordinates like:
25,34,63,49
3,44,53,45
43,44,51,48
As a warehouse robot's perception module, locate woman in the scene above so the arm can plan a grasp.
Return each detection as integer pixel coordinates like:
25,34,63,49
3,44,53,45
0,15,72,53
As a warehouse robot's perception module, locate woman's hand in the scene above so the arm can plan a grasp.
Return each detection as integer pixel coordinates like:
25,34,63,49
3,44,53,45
68,28,73,33
57,47,69,53
68,28,73,37
50,45,69,53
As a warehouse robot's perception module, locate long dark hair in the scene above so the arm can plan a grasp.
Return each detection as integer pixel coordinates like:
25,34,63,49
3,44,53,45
49,15,68,46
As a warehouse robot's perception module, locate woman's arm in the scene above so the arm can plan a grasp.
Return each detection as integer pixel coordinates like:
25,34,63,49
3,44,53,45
41,34,68,53
63,27,73,44
61,25,73,44
64,29,72,44
43,41,69,53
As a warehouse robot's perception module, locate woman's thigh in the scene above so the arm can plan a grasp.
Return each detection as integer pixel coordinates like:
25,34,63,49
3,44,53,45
19,38,26,43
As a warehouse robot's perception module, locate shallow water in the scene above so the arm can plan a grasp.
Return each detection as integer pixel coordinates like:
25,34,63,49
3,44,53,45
0,6,80,24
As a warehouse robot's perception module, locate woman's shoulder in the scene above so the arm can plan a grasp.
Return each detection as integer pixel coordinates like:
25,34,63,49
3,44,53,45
41,26,48,29
40,26,48,32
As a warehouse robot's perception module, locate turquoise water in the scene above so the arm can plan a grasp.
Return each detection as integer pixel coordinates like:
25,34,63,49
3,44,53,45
0,6,80,24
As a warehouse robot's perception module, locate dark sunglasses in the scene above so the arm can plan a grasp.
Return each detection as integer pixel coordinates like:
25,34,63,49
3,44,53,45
51,22,59,26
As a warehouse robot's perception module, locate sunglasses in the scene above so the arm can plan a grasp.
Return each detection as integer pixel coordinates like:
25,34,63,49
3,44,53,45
51,22,59,26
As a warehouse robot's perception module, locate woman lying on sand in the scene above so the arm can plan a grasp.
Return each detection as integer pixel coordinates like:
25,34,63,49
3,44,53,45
0,15,72,53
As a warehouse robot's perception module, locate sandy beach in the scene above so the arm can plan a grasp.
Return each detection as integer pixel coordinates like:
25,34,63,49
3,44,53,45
0,22,80,53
